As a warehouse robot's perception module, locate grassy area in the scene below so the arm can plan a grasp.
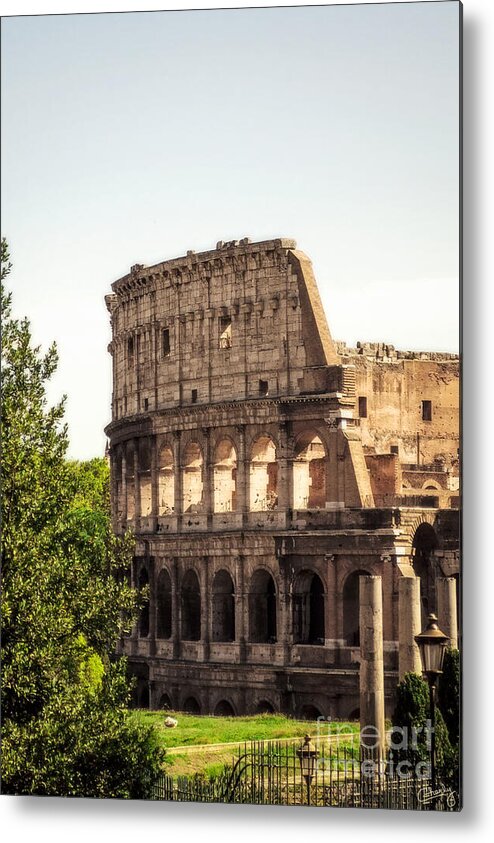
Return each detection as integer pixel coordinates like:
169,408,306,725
131,710,359,778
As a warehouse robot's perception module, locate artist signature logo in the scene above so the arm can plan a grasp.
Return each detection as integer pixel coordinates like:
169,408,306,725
417,784,458,809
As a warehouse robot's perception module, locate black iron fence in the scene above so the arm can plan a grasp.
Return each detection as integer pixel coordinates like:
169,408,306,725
152,739,459,810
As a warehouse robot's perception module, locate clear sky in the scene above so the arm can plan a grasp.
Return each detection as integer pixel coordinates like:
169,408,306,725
1,1,460,460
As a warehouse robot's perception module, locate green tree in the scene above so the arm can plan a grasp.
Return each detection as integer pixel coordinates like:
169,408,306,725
390,672,456,784
1,239,164,796
437,648,460,747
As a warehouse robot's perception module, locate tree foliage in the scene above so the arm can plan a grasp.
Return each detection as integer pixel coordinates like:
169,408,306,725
437,648,460,747
1,239,164,797
391,672,456,784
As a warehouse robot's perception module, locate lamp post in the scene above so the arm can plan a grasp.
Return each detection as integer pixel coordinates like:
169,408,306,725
415,613,450,793
297,734,318,806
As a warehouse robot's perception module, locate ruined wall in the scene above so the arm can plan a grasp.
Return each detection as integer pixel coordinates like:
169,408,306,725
106,238,339,421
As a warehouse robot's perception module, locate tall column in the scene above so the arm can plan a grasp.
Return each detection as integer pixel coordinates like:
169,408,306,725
133,438,140,527
236,554,247,663
436,577,458,650
173,431,182,527
150,435,158,521
120,446,127,527
172,557,180,660
202,428,213,527
277,421,292,514
201,556,210,661
359,575,386,762
235,425,247,517
398,577,422,679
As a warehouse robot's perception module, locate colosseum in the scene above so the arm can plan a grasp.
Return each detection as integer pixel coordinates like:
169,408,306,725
105,237,460,719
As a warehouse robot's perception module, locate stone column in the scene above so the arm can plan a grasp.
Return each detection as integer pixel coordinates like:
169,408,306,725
202,428,213,527
173,431,182,526
359,575,386,762
201,556,210,661
277,422,291,512
150,435,158,521
172,557,180,660
235,425,247,517
236,554,247,663
436,577,458,650
133,438,140,526
398,577,422,680
120,446,127,527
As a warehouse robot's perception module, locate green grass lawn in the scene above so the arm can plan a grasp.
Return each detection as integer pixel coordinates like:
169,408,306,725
131,710,359,778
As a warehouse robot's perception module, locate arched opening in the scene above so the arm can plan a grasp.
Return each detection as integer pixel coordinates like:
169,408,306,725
343,570,371,646
158,445,175,515
211,569,235,642
181,569,201,641
139,439,152,516
249,569,277,643
250,435,278,511
348,707,360,721
213,438,237,513
182,442,204,513
156,568,172,639
183,696,201,714
293,433,327,509
138,683,149,709
138,567,149,638
125,441,135,520
159,693,172,710
293,571,326,644
256,700,275,714
300,704,322,721
214,700,235,717
412,523,438,622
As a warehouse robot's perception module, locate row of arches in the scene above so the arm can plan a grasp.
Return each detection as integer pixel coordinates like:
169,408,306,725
137,566,379,645
115,430,328,517
138,687,346,722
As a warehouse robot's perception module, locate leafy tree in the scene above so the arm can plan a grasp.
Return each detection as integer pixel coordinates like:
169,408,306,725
390,672,456,784
1,239,164,796
437,648,460,747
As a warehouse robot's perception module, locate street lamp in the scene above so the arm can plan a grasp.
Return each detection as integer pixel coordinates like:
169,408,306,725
297,734,318,806
415,613,450,793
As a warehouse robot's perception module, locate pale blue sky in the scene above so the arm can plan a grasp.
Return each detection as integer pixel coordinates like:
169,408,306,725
1,2,460,459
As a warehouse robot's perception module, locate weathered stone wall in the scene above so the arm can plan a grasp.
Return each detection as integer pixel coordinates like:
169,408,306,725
106,239,460,719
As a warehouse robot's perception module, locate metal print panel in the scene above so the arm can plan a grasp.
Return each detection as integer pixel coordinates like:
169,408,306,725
1,1,461,810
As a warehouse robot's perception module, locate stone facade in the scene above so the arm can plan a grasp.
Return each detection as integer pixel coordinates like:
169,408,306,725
105,238,460,719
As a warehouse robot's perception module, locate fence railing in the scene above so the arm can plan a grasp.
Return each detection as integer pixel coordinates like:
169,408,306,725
151,739,459,810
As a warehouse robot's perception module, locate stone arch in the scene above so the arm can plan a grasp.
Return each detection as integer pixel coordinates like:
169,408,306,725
293,430,327,509
159,693,172,710
182,441,204,513
249,568,277,643
256,700,276,714
422,480,441,490
125,440,136,520
214,699,236,717
138,682,149,709
158,443,175,515
292,570,326,644
183,696,201,714
156,567,172,639
211,569,235,642
412,522,439,622
137,566,149,638
213,438,237,513
300,704,323,721
343,569,372,645
181,568,201,641
250,434,278,511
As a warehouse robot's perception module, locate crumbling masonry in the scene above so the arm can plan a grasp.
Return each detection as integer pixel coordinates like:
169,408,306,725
105,238,460,719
